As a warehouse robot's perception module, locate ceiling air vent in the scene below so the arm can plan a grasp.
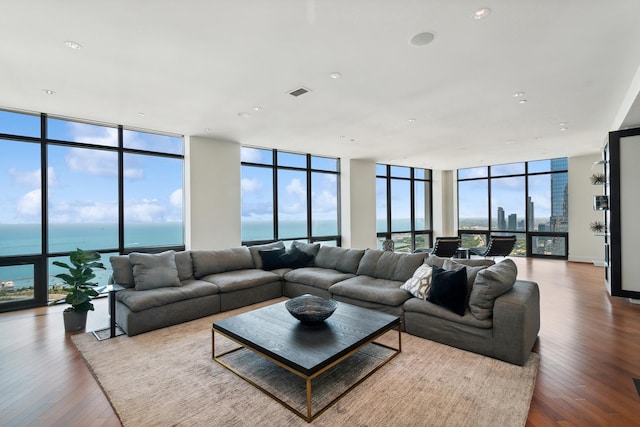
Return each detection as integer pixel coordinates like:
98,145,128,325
289,87,311,97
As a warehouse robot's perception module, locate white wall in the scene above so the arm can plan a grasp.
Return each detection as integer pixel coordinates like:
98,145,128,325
568,153,605,264
186,136,241,250
340,159,377,249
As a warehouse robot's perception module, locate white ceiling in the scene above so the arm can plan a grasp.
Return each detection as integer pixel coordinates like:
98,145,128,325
3,0,640,170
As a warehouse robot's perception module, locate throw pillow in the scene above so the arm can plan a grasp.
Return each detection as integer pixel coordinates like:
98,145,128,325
259,248,287,270
291,241,321,264
443,259,488,297
468,258,518,320
427,265,468,316
400,264,433,300
279,246,313,268
129,250,181,291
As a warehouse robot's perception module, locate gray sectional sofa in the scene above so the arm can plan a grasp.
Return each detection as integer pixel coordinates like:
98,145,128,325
108,241,540,365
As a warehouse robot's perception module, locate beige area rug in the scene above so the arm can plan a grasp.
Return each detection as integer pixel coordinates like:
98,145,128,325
72,299,539,427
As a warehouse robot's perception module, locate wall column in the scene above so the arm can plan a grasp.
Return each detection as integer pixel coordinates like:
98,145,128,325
340,159,377,249
185,136,241,250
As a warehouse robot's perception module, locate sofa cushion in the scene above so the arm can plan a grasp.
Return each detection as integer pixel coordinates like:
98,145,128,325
284,267,354,291
248,241,285,269
175,251,194,281
468,259,518,320
330,276,412,307
129,251,181,291
403,297,493,329
109,255,135,288
259,248,287,270
201,269,281,293
392,252,427,281
116,279,219,312
279,246,313,268
314,246,365,274
292,241,321,265
427,266,468,316
191,247,254,278
356,249,383,277
400,263,432,299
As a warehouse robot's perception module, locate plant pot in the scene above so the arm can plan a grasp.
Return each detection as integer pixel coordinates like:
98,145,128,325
63,310,88,332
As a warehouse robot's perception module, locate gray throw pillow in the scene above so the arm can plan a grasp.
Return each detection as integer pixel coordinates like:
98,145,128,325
109,255,135,288
129,250,181,291
468,258,518,320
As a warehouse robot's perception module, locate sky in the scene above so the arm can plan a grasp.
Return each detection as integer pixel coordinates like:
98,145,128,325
240,146,338,223
1,112,183,225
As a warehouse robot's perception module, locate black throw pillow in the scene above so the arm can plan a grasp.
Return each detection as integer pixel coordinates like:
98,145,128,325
279,246,313,268
427,265,468,316
259,248,286,270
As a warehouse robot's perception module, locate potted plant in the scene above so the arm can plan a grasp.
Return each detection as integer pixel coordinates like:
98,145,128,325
590,172,606,185
589,221,606,234
52,248,106,332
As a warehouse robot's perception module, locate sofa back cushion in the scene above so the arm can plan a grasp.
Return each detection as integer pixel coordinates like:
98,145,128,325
468,258,518,320
175,251,194,281
129,250,181,291
426,255,495,268
191,247,254,278
356,249,425,281
110,255,135,288
314,246,365,274
248,241,285,269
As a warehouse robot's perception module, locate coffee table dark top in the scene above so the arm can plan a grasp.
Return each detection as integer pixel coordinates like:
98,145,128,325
213,300,400,376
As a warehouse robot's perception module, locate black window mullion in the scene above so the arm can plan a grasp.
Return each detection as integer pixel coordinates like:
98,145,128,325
272,150,279,240
118,126,125,254
306,154,312,241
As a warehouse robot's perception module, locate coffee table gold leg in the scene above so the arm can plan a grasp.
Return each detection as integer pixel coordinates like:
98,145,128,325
306,378,312,422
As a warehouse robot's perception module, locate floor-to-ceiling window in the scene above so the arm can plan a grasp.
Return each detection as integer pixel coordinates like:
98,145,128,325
0,109,184,311
457,158,568,258
376,164,432,252
241,147,340,246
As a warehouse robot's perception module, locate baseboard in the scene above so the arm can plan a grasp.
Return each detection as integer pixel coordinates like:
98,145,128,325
568,256,605,266
629,298,640,305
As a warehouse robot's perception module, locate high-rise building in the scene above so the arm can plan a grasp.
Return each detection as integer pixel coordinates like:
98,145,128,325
497,206,506,230
550,158,568,232
508,213,517,231
527,196,535,231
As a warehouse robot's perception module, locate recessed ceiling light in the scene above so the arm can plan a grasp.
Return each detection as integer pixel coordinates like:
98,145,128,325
513,91,525,97
408,118,416,123
519,99,527,104
536,137,543,141
409,32,436,47
252,106,262,112
64,41,82,50
42,89,55,95
559,122,567,126
330,72,342,79
560,126,568,131
473,8,491,20
138,112,145,117
205,128,211,132
238,112,251,119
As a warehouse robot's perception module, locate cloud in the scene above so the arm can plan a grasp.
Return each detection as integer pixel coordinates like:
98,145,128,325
69,122,118,147
241,178,262,194
286,178,305,198
48,199,118,223
240,147,266,163
169,189,182,208
125,199,166,223
8,167,58,188
66,147,143,179
17,189,42,217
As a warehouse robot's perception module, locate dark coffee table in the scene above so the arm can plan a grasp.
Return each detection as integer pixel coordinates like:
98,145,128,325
212,299,401,422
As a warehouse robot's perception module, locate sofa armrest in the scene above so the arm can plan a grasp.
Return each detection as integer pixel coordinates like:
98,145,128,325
492,280,540,365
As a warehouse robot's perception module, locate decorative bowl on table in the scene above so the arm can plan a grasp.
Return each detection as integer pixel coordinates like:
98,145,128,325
285,294,338,324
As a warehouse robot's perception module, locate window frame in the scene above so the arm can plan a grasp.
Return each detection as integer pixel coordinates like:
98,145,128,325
0,109,185,312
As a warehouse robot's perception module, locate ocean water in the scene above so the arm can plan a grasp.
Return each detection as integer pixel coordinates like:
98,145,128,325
1,218,418,290
0,222,183,289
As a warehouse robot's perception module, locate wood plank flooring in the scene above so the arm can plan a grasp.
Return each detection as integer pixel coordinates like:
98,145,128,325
0,258,639,426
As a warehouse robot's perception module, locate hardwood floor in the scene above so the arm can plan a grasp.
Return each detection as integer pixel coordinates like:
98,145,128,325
1,258,639,426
